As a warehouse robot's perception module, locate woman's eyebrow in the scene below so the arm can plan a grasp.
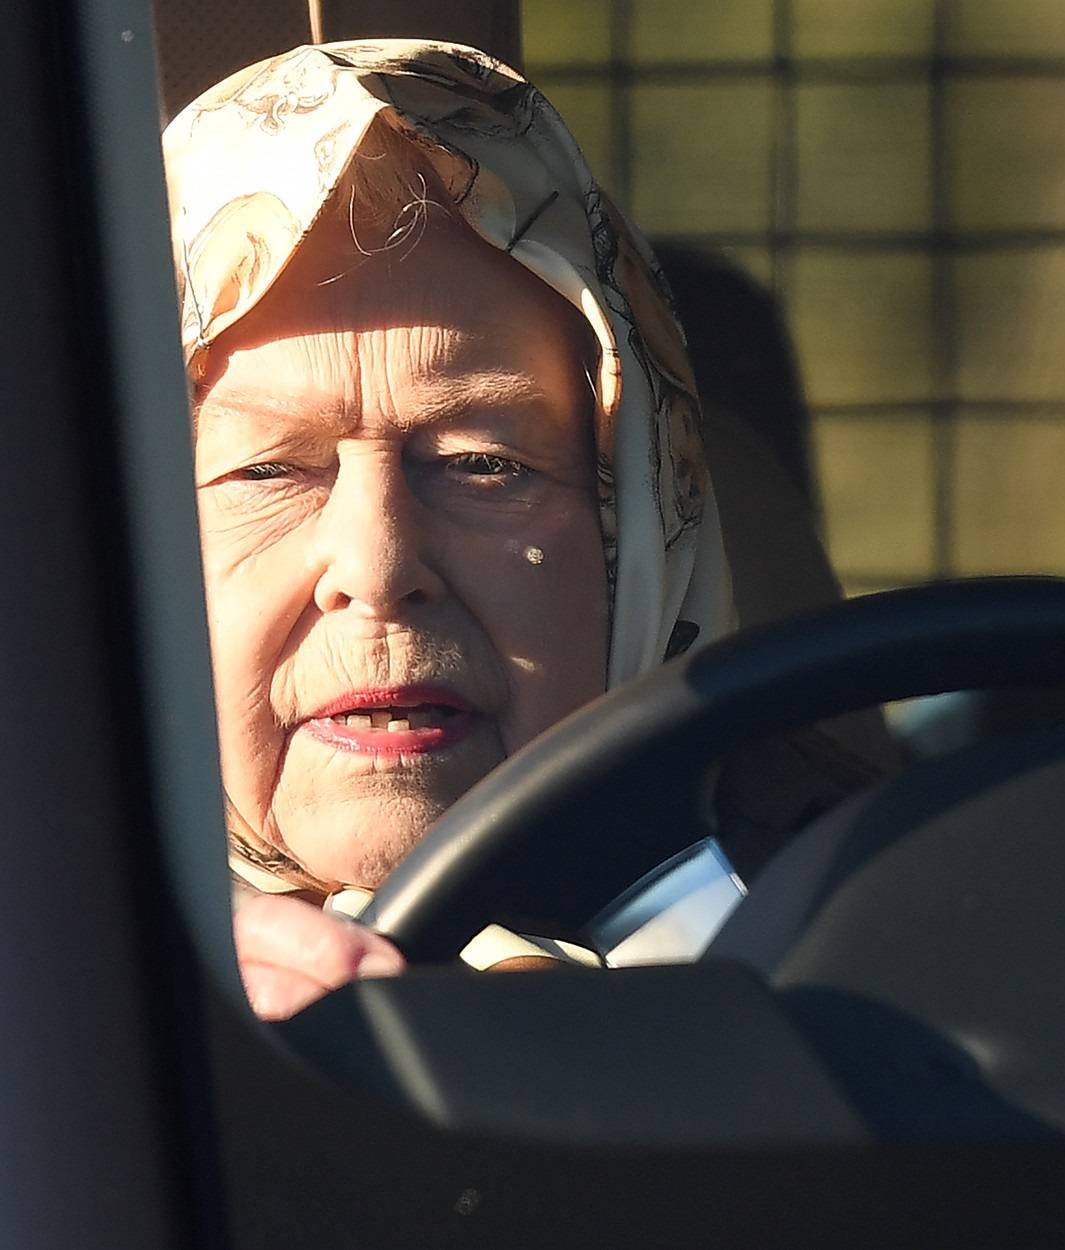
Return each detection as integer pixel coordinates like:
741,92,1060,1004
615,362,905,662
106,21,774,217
195,372,556,431
407,371,554,417
191,388,305,436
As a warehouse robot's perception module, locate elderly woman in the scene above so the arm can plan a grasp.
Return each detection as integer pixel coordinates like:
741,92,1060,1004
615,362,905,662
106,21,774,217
164,40,890,1019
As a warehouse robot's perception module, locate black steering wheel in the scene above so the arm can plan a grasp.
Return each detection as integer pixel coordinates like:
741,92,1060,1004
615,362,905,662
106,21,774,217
363,578,1065,962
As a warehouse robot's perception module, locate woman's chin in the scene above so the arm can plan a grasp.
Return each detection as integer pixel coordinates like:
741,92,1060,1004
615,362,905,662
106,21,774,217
268,742,505,887
271,793,443,887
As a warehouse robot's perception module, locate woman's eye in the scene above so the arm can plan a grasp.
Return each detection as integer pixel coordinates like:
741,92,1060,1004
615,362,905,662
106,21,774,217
447,453,530,481
234,461,294,481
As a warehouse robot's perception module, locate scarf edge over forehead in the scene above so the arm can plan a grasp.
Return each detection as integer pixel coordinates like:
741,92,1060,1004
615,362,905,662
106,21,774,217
163,39,735,888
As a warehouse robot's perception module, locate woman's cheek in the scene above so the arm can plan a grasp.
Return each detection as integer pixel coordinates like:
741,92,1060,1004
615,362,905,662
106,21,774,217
196,481,328,577
198,539,307,826
198,502,315,659
452,508,608,754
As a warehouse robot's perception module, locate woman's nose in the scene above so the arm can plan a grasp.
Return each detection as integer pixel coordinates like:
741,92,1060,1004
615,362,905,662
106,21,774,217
312,445,445,617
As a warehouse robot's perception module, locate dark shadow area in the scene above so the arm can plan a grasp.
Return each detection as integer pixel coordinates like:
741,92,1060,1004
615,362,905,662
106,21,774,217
781,985,1061,1142
653,243,814,506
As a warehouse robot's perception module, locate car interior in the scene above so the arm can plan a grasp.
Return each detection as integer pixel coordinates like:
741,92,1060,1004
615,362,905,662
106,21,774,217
7,3,1065,1248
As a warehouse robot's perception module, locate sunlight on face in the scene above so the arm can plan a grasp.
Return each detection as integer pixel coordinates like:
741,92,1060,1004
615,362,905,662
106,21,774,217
194,216,609,887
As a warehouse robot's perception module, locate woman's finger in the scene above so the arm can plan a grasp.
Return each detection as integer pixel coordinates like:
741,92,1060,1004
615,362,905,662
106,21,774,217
239,960,335,1022
234,893,405,991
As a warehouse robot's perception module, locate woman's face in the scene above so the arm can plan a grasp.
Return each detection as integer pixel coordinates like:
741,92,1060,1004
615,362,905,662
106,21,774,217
194,215,609,887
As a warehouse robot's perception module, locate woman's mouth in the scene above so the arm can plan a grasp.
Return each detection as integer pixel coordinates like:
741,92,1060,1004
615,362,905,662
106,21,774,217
299,688,477,755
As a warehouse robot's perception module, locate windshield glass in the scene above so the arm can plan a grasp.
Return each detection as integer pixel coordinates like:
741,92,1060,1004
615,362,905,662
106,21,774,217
523,0,1065,599
146,0,1065,1008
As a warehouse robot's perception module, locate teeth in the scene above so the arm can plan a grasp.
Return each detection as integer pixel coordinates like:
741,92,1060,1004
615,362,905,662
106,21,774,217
329,704,460,731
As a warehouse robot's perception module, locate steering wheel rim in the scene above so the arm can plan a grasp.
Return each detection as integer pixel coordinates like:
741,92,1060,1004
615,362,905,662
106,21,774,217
363,578,1065,962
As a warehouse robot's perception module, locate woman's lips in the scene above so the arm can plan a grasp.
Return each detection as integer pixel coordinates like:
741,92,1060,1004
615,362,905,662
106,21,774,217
298,686,477,756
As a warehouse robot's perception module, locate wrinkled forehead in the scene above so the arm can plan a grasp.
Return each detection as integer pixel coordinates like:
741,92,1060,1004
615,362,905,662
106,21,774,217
193,213,598,418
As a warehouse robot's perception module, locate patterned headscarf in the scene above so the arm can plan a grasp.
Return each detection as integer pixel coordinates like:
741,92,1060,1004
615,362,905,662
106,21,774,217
163,38,734,698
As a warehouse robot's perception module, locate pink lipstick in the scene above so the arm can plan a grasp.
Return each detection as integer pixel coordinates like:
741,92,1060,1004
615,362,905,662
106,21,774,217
299,685,476,755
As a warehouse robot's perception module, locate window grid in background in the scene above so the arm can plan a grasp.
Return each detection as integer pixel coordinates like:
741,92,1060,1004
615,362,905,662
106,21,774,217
523,0,1065,596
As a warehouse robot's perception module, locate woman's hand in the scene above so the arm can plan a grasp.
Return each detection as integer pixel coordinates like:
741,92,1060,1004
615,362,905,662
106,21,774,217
233,892,406,1021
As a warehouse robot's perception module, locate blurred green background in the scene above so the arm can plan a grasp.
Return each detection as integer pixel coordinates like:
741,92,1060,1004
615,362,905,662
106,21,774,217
524,0,1065,596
